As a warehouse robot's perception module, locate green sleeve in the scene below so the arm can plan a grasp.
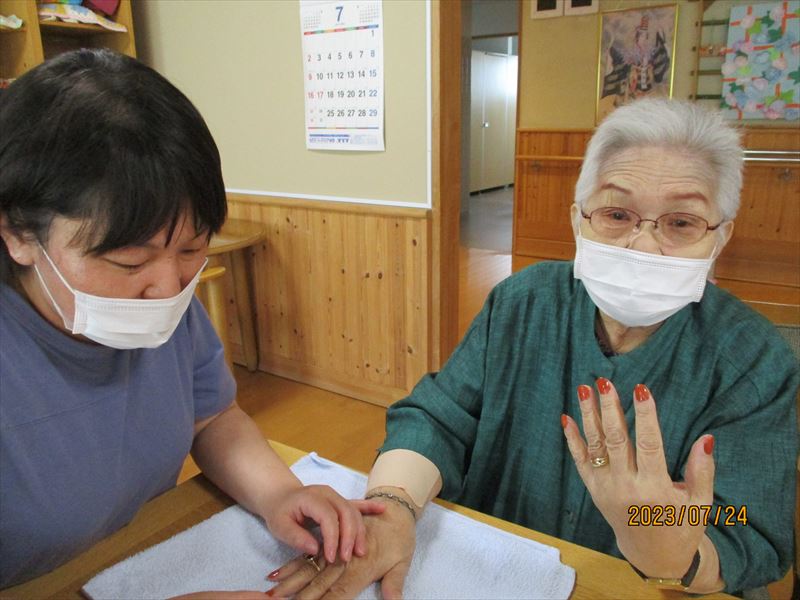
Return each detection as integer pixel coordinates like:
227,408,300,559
697,328,799,593
380,290,494,499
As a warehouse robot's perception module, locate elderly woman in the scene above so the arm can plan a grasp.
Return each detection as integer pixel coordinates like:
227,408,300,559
269,99,798,597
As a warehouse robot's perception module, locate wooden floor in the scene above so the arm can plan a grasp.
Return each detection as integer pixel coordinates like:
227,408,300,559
178,369,387,482
179,245,512,483
458,245,512,338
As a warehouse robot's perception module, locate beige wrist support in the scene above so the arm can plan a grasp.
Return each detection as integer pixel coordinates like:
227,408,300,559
366,449,442,509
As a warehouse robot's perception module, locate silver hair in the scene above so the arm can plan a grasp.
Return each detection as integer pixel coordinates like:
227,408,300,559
574,99,744,221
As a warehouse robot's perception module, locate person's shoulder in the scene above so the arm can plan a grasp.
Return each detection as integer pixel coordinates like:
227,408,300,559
697,284,789,345
491,260,577,304
182,295,218,339
179,295,228,361
0,283,42,349
693,283,799,388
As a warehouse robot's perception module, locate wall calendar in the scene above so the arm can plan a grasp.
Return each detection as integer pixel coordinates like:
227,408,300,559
300,0,385,151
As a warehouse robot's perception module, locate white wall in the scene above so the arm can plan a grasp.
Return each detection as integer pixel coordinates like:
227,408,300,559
132,0,430,205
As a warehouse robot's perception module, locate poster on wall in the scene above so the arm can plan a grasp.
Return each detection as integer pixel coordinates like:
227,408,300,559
720,1,800,121
596,4,677,123
300,0,385,151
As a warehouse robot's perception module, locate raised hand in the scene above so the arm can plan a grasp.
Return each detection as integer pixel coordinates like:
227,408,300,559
562,378,715,579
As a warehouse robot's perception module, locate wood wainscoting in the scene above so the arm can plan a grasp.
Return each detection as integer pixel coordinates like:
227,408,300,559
513,129,590,266
211,193,431,407
513,128,800,325
715,129,800,324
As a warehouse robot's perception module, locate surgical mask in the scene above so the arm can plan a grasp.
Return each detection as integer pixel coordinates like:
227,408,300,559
33,245,206,350
573,233,716,327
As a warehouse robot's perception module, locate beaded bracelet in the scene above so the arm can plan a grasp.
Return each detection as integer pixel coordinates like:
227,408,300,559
365,491,418,521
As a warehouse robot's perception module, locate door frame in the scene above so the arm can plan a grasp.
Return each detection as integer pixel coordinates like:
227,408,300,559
430,0,464,367
431,1,522,367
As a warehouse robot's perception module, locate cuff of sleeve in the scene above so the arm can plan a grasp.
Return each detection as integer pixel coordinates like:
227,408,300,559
367,449,441,508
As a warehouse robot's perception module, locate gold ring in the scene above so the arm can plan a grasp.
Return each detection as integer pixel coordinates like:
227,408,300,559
591,455,609,468
304,554,321,572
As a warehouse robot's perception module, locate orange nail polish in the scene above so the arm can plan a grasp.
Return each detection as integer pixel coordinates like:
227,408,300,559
265,590,275,597
597,377,611,395
577,385,592,401
704,435,715,455
267,569,280,579
634,384,650,402
561,414,568,429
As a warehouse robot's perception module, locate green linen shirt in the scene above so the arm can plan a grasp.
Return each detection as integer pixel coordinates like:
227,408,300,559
381,261,798,593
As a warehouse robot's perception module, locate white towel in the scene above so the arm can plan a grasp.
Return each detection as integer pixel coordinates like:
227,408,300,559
83,453,575,599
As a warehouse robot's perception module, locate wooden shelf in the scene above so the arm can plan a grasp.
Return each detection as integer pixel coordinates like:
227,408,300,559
0,0,135,80
38,20,125,35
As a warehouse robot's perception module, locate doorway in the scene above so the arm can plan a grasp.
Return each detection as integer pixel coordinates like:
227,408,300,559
465,40,517,253
458,2,518,338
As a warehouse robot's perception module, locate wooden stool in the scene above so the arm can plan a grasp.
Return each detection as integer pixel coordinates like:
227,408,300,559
208,219,267,372
198,265,231,371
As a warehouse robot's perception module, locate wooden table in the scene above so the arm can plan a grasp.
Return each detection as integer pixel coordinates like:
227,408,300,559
3,442,733,600
207,218,267,372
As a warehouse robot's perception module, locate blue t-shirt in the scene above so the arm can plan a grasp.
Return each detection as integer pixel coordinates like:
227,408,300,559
0,284,236,587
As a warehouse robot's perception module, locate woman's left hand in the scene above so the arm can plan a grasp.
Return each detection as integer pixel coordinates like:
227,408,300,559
261,486,386,565
562,378,715,579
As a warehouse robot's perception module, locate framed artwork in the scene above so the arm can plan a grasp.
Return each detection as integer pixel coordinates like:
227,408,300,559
531,0,564,20
596,4,678,123
720,1,800,121
564,0,598,16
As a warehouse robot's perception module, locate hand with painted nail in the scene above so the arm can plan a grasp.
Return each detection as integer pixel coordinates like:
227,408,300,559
562,378,716,586
165,493,386,599
266,489,417,599
261,486,387,566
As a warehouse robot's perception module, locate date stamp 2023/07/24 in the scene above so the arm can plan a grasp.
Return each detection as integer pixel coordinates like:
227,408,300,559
627,505,748,527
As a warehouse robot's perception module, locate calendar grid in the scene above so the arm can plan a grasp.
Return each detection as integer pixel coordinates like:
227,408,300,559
300,0,385,151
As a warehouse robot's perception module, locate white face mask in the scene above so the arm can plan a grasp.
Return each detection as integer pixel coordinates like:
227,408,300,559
573,233,716,327
33,246,206,350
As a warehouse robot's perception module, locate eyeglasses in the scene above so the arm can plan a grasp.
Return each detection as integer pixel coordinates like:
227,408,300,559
581,207,723,247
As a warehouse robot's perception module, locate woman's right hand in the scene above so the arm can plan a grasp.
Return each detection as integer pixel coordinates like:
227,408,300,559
266,492,417,599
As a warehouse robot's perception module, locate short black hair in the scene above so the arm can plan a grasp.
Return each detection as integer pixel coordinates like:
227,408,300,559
0,48,227,282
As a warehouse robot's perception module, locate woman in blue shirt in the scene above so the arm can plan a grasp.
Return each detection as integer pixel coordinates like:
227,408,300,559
0,49,381,588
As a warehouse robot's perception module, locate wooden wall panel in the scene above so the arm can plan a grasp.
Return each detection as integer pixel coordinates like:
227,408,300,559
512,130,588,264
710,128,799,323
222,194,430,407
513,129,800,324
516,128,592,157
741,129,800,151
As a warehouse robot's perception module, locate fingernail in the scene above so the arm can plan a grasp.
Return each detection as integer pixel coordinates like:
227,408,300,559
267,569,280,579
561,414,568,429
634,384,650,402
596,377,611,395
265,590,274,597
577,385,592,401
704,435,715,455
